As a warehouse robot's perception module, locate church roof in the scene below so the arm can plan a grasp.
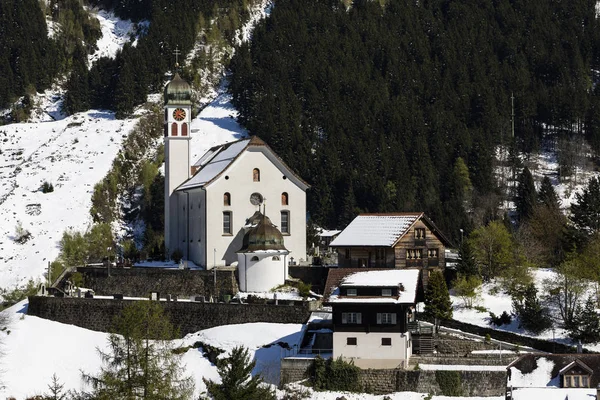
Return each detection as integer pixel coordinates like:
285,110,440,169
237,212,288,253
329,212,453,248
176,136,310,191
164,73,191,105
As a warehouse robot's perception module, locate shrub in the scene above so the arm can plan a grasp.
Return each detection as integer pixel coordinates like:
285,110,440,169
435,370,463,396
171,248,183,264
485,333,491,343
297,281,311,298
1,279,39,309
41,181,54,193
311,356,361,392
14,221,32,244
489,311,512,326
473,305,488,313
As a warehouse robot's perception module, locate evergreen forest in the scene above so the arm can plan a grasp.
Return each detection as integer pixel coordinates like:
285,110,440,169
228,0,600,239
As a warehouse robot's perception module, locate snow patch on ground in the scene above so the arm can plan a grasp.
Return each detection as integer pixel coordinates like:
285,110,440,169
88,10,143,66
508,357,556,387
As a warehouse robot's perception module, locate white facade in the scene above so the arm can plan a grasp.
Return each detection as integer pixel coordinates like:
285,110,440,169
333,331,412,369
167,137,309,268
237,251,289,292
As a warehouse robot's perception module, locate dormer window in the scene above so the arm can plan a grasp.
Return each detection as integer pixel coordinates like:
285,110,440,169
381,288,392,296
346,288,357,296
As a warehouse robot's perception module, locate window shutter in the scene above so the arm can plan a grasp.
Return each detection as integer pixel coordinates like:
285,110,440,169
377,313,382,324
342,313,347,324
357,313,362,324
391,313,397,324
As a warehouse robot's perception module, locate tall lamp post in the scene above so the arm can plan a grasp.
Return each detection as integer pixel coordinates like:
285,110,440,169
459,229,464,245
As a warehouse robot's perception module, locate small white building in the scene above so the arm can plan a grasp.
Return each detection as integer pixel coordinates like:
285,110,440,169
329,269,420,369
163,73,309,269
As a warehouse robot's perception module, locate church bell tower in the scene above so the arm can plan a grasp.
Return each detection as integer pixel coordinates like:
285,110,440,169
164,69,192,258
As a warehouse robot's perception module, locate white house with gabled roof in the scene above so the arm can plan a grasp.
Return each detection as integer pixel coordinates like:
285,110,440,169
329,269,420,368
163,73,309,269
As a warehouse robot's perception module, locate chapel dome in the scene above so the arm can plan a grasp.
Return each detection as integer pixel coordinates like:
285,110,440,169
238,212,288,253
164,72,191,105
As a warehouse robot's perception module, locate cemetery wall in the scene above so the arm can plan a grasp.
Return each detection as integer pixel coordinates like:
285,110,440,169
73,267,238,298
27,296,311,337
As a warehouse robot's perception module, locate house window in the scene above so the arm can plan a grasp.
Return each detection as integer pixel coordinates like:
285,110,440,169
345,249,350,259
342,312,361,324
224,192,231,206
223,211,232,234
347,337,357,345
375,248,385,260
582,376,589,387
377,313,396,324
564,376,570,387
415,228,425,239
182,122,188,136
281,211,290,234
281,192,289,205
253,168,260,182
406,249,423,259
574,376,580,387
381,338,392,346
381,288,392,296
346,288,357,296
171,122,178,136
251,256,259,261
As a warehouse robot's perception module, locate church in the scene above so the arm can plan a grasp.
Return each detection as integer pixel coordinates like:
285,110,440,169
163,72,309,272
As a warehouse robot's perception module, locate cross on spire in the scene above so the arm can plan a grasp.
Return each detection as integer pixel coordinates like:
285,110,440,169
173,46,181,69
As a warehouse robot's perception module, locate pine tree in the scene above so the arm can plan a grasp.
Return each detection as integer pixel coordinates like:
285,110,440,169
537,176,561,210
571,177,600,238
84,301,194,399
203,346,276,400
570,296,600,344
424,271,453,326
45,373,67,400
456,240,479,278
512,283,552,334
515,166,537,223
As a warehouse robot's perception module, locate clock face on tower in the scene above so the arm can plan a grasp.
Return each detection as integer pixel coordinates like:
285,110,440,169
173,108,186,121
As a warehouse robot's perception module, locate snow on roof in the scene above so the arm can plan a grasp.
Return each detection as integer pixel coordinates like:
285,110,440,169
508,357,557,387
177,139,250,190
330,213,421,247
511,388,595,400
329,269,419,304
419,364,507,371
318,229,341,237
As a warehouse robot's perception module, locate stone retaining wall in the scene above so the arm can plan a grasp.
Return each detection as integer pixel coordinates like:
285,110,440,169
279,359,506,396
73,267,239,298
28,296,311,337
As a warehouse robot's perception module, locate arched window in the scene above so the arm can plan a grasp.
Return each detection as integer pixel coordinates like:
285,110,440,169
272,256,280,261
224,192,231,206
171,123,178,136
253,168,260,182
182,122,188,136
251,256,259,261
281,192,289,206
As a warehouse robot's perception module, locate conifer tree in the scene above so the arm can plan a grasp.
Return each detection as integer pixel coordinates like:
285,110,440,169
570,296,600,344
424,271,453,326
84,301,194,399
571,177,600,239
203,346,276,400
537,176,561,210
456,240,479,278
515,166,537,223
512,283,552,334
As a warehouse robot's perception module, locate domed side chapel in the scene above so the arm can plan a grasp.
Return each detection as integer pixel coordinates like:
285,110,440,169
163,73,310,287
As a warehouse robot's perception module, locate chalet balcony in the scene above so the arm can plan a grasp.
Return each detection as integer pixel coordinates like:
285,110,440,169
406,259,423,268
428,258,439,267
414,239,426,246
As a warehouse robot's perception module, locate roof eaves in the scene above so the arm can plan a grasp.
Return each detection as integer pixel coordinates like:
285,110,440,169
391,212,423,247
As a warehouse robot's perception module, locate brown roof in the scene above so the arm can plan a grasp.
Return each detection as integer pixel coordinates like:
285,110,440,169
323,268,391,303
508,354,600,387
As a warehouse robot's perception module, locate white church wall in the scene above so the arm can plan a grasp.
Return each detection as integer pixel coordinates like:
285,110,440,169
205,149,307,268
